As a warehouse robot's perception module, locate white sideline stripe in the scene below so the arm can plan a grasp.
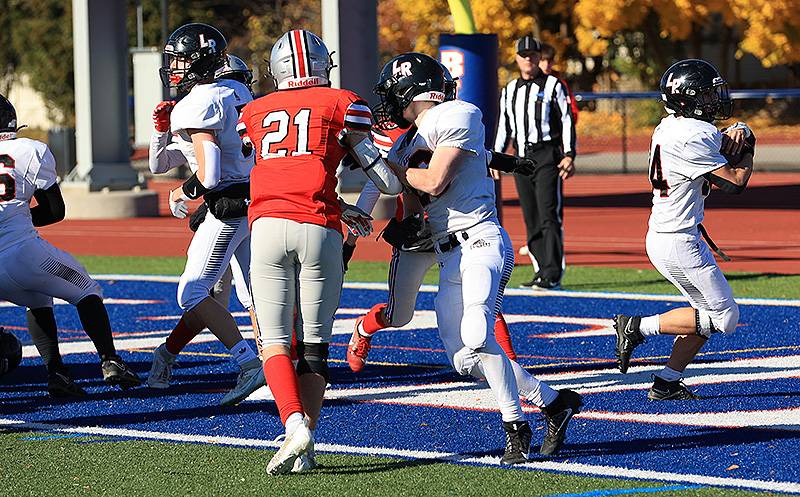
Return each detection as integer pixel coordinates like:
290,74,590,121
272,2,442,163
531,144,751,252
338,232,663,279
580,408,800,431
0,298,161,308
1,418,798,493
87,275,800,307
342,282,800,307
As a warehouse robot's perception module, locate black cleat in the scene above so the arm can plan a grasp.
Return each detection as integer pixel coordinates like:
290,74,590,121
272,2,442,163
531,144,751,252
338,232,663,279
522,276,560,291
501,420,532,465
614,314,645,373
101,355,142,389
648,375,701,400
540,389,583,456
48,372,87,398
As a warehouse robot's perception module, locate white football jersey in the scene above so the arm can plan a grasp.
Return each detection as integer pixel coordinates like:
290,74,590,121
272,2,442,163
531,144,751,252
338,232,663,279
647,115,727,233
388,100,495,238
170,79,254,189
0,137,58,249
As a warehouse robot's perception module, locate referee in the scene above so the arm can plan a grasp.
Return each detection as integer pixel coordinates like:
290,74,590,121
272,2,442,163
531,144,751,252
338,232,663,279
494,35,576,289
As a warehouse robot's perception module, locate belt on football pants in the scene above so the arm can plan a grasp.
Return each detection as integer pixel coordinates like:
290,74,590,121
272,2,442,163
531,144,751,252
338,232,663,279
435,230,470,253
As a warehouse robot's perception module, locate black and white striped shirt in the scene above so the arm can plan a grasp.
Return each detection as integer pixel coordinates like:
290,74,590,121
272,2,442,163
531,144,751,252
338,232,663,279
494,73,576,158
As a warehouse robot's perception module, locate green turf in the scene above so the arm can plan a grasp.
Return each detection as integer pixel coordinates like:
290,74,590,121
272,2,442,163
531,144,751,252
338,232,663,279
76,256,800,300
0,431,779,497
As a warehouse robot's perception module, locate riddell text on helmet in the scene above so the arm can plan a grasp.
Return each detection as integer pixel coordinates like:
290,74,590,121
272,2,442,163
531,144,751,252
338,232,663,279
285,77,324,89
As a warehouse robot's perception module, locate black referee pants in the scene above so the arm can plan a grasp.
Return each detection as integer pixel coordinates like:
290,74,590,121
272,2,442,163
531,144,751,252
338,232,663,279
514,143,564,282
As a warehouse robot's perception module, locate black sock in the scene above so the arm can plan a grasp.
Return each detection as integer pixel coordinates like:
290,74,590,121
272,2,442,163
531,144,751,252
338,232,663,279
76,295,117,360
27,307,67,375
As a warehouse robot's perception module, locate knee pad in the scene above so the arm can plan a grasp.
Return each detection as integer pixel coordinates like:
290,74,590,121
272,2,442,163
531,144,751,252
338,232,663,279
696,303,739,338
452,346,481,377
694,309,716,339
177,284,205,311
711,303,739,335
461,304,490,350
295,342,330,383
77,280,103,304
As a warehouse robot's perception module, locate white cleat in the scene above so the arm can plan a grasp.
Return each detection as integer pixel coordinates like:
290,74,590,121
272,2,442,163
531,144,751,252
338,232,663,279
267,425,314,476
219,358,266,406
146,343,176,389
291,446,318,473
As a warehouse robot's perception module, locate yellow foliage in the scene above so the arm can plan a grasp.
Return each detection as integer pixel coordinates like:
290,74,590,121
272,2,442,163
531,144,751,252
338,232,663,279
728,0,800,66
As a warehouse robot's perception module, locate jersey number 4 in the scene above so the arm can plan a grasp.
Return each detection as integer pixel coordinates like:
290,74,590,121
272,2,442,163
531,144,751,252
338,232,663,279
0,154,15,201
260,109,311,159
649,144,669,197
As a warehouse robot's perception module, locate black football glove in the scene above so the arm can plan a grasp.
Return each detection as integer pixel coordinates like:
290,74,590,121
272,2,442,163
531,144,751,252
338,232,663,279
488,151,536,176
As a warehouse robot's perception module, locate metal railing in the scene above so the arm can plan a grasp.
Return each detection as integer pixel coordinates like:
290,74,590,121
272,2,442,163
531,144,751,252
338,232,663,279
573,89,800,173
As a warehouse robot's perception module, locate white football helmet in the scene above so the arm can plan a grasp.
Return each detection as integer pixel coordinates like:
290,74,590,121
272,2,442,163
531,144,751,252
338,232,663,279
269,30,333,90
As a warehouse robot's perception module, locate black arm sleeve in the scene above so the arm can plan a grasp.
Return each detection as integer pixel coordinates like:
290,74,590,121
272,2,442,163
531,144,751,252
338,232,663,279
31,183,66,226
181,172,210,200
704,170,748,195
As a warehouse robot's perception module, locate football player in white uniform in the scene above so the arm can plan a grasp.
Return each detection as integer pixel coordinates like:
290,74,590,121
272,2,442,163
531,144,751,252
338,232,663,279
344,66,533,372
373,53,583,462
146,23,265,406
0,95,141,397
157,53,255,313
344,129,534,373
614,59,754,400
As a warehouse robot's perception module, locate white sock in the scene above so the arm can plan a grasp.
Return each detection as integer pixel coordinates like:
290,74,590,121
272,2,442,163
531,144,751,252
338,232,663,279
160,342,177,358
508,360,558,407
476,341,525,423
639,315,660,336
229,339,258,367
357,320,370,338
656,366,682,382
285,412,305,436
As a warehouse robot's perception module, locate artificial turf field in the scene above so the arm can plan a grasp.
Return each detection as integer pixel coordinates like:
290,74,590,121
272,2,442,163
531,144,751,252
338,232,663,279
1,258,798,496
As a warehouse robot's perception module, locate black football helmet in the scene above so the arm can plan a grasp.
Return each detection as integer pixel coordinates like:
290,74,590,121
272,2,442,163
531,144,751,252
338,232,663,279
0,328,22,377
660,59,732,122
373,53,446,129
0,95,20,134
160,23,227,92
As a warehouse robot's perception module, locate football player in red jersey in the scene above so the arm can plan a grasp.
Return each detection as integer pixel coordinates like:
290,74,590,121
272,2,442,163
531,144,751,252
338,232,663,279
238,29,400,475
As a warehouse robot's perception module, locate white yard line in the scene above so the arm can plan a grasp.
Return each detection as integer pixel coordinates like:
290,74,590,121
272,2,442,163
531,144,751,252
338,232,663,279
1,418,797,493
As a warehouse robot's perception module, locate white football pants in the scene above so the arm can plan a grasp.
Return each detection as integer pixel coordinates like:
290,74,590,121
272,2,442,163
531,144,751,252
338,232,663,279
434,220,524,422
646,230,738,334
178,210,252,311
0,236,101,309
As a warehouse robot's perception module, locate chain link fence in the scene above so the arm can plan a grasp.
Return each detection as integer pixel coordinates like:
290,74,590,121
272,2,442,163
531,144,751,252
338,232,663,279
573,89,800,173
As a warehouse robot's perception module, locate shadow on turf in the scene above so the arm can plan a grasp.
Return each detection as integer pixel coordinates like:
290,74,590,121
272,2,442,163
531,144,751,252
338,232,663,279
305,457,441,476
560,427,800,459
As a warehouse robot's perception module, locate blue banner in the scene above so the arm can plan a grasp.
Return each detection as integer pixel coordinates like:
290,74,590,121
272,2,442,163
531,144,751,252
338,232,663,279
439,34,499,149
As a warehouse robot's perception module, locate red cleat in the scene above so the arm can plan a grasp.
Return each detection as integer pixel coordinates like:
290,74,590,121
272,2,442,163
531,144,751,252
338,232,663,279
347,316,372,372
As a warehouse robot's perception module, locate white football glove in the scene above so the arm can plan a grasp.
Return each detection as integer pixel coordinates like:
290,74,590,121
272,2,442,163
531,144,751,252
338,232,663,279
169,189,189,219
339,200,373,238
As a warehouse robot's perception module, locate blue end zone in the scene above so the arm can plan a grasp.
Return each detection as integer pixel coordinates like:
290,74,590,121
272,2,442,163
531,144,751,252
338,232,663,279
1,276,798,492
